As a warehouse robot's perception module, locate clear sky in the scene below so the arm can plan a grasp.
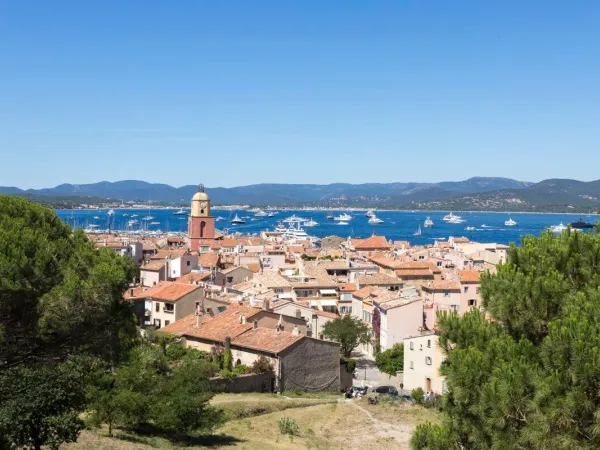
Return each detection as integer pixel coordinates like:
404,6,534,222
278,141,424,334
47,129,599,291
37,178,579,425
1,1,599,189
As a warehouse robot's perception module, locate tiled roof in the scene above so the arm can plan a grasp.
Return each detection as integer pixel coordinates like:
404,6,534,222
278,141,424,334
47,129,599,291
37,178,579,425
161,304,261,342
452,237,470,244
175,271,211,284
395,269,433,278
231,328,304,354
369,256,403,269
396,261,432,270
339,283,357,292
351,235,391,250
151,249,187,260
423,280,461,292
123,286,146,301
377,296,422,311
254,272,292,288
198,252,220,268
393,240,411,248
352,286,378,299
141,261,166,272
144,281,201,301
220,239,240,248
357,273,401,286
457,270,481,283
247,263,261,273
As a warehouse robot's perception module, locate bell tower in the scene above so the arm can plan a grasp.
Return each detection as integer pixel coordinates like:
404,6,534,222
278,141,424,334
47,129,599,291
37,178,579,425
188,184,215,252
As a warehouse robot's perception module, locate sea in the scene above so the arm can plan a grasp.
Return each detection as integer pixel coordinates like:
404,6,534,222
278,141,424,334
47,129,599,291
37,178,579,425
55,209,598,246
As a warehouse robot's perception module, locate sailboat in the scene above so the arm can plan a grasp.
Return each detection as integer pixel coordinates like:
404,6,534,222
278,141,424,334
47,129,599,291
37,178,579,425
414,225,422,236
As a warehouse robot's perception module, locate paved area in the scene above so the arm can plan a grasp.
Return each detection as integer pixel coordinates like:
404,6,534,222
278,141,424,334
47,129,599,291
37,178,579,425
352,351,383,388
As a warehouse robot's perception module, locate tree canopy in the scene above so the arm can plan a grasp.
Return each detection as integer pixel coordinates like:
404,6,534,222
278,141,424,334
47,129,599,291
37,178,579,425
322,315,371,357
0,196,138,449
412,227,600,450
375,343,404,376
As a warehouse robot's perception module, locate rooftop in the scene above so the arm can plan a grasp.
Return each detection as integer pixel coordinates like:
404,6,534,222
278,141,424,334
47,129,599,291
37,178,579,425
231,327,304,354
144,281,201,301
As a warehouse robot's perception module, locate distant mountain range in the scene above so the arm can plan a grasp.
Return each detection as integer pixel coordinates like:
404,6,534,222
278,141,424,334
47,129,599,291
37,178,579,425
2,177,600,212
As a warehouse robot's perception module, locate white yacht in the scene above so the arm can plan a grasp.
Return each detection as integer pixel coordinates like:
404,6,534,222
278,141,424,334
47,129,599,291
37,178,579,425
304,218,319,227
365,209,376,218
173,208,187,215
274,221,287,233
215,216,225,222
465,226,476,231
150,221,160,226
267,211,275,217
131,214,139,218
368,216,384,224
424,217,434,228
550,223,568,233
143,216,155,221
282,223,311,241
448,216,466,224
337,221,349,226
334,213,352,221
254,209,268,217
283,214,305,223
231,214,246,225
443,212,458,222
504,218,518,227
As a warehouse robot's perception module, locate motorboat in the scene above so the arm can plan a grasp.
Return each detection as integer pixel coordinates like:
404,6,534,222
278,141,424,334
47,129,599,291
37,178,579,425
150,221,160,225
337,221,349,226
368,216,384,224
215,216,225,221
267,212,275,217
443,212,458,222
414,225,422,236
93,216,100,220
283,214,305,223
107,209,115,216
231,214,246,225
173,208,187,215
505,218,518,227
448,216,466,224
326,213,334,220
550,223,568,233
424,217,434,228
570,219,594,229
365,209,376,218
334,213,352,221
131,214,139,218
465,226,476,231
274,221,287,233
254,209,268,217
304,219,319,227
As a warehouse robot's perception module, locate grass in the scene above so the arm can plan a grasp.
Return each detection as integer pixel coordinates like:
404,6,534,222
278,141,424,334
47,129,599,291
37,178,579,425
65,393,439,449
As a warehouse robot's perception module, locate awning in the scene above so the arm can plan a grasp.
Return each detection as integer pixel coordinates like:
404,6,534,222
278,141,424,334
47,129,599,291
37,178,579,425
319,289,337,296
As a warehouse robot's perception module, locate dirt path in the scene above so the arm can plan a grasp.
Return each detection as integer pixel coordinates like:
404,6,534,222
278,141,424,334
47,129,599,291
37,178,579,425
350,400,414,445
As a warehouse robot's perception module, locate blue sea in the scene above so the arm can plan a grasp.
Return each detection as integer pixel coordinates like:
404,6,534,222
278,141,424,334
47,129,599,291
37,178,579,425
55,209,598,246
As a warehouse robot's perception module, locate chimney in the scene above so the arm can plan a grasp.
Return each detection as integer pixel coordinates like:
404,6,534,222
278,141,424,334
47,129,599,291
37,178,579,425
292,326,300,336
253,320,258,329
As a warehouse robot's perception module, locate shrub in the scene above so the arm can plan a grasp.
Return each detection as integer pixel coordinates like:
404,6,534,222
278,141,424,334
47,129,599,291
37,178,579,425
223,348,233,372
251,356,274,374
411,387,425,405
340,357,356,373
233,364,251,375
278,416,299,436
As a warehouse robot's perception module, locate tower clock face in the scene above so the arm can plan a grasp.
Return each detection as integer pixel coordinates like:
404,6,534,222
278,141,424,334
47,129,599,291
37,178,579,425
200,201,208,208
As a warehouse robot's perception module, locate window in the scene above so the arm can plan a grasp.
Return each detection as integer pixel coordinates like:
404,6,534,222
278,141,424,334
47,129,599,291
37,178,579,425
427,339,431,348
443,290,450,297
217,306,226,313
340,306,352,314
155,302,160,312
165,320,170,326
410,342,414,350
274,288,284,294
468,299,477,307
154,319,161,328
186,260,191,266
420,344,423,351
464,286,469,293
410,361,414,369
419,255,425,260
425,356,432,365
173,269,176,275
437,261,442,267
226,276,233,283
164,303,174,314
476,287,480,294
451,305,459,313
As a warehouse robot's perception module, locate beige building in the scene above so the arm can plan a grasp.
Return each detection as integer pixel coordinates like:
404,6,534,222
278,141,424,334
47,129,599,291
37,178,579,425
145,281,203,329
375,296,424,352
403,331,446,394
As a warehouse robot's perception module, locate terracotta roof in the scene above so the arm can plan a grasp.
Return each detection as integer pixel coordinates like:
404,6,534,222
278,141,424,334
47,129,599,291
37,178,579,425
144,281,201,301
423,280,461,292
457,270,481,284
151,249,187,260
311,309,340,319
339,283,357,292
254,272,292,288
197,239,222,249
395,269,434,278
435,242,452,249
167,237,185,244
353,286,378,299
369,256,403,269
161,304,261,342
175,271,211,284
198,252,220,268
123,286,146,301
377,296,422,311
220,239,240,248
247,263,261,273
351,235,391,250
452,237,470,244
396,261,432,270
393,240,411,248
287,246,304,254
141,261,166,272
231,327,304,354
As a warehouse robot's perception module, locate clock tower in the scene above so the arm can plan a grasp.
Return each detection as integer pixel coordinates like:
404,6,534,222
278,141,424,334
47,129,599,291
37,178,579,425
188,184,215,252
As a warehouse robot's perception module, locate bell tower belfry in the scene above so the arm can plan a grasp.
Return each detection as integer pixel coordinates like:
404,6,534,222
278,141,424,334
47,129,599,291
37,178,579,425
188,184,215,252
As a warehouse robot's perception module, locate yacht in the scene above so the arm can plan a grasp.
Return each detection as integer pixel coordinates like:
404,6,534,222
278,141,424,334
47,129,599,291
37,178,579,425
334,213,352,221
215,216,225,222
93,216,100,220
365,209,376,218
107,209,115,216
274,221,287,233
254,209,268,217
131,214,139,218
504,218,518,227
283,214,305,223
173,208,187,215
282,223,311,241
326,213,334,220
150,221,160,226
267,211,275,217
465,226,476,231
550,223,568,233
570,219,594,229
304,218,319,227
443,212,458,222
368,216,384,224
448,216,466,224
414,225,422,236
424,217,434,228
123,213,129,217
231,214,246,225
337,221,349,226
127,219,139,227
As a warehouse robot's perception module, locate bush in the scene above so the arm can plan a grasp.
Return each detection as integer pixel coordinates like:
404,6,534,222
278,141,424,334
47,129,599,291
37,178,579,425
411,387,425,405
375,343,403,376
340,357,356,373
251,356,274,374
423,393,442,410
278,416,299,436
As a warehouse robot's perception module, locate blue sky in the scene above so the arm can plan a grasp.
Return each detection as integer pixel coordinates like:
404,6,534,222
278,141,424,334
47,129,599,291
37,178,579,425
1,1,599,189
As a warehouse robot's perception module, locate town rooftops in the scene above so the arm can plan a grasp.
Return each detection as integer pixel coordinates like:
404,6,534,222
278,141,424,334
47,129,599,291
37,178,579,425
422,280,461,292
231,327,304,354
198,252,220,268
151,249,188,260
351,235,391,250
452,237,470,244
339,283,357,292
352,286,378,299
356,273,402,286
254,272,292,288
457,270,482,284
140,261,167,272
368,255,403,269
175,271,211,284
143,281,201,301
376,296,422,311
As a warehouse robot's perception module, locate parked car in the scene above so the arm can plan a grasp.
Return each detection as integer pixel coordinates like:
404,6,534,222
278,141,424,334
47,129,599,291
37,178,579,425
374,385,398,396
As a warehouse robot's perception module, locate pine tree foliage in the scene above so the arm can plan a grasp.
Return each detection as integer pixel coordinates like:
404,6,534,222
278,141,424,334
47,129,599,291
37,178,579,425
412,228,600,450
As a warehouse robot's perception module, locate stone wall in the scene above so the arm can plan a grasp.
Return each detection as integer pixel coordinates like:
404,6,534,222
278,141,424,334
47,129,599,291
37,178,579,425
279,338,340,392
211,372,274,393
